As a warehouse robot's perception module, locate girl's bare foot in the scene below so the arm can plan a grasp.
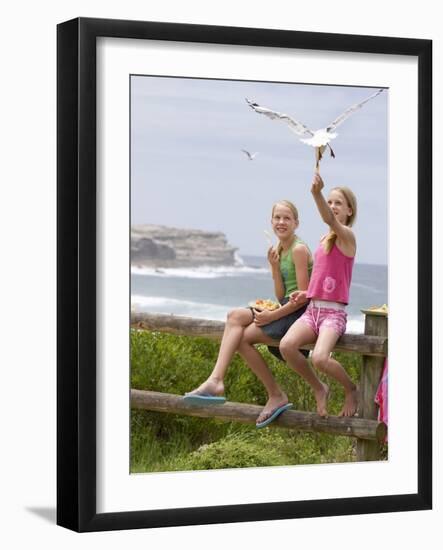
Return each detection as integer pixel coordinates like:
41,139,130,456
256,392,289,424
187,377,225,397
314,383,330,417
339,386,359,416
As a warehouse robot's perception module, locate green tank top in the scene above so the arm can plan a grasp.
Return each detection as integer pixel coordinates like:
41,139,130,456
279,237,313,298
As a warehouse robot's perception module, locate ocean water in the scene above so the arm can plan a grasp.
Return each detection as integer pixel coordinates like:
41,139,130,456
131,255,387,334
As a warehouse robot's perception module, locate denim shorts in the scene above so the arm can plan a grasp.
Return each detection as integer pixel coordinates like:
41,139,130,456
249,298,309,361
249,297,309,361
259,298,308,340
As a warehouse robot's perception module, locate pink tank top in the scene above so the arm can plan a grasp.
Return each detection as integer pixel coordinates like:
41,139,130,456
307,242,354,304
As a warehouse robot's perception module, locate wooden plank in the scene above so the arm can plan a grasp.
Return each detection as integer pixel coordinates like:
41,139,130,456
131,389,387,442
131,312,387,357
356,311,388,461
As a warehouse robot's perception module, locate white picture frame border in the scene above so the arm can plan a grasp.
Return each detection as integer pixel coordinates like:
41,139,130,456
97,37,417,513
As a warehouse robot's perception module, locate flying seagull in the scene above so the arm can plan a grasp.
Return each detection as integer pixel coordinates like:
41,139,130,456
245,89,384,170
241,149,258,160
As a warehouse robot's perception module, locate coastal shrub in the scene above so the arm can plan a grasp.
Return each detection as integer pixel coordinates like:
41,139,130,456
130,330,361,410
177,429,356,471
177,431,288,470
130,330,364,473
131,421,356,473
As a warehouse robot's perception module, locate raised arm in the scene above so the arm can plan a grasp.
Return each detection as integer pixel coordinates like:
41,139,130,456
311,173,356,256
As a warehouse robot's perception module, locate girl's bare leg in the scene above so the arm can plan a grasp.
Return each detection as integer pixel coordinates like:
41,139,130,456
279,321,330,416
237,324,288,421
187,308,253,396
311,328,358,416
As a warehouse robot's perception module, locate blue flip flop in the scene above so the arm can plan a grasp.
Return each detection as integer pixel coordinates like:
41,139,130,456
256,403,293,429
183,393,226,406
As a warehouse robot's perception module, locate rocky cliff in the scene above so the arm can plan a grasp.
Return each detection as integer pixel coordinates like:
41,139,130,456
131,224,238,267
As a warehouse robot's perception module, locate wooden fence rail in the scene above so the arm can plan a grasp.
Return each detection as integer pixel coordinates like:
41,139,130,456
131,389,387,442
131,312,388,357
131,308,388,461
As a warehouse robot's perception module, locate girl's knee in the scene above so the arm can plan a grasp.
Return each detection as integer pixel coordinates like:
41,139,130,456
226,308,251,325
240,323,262,346
279,336,298,359
311,351,329,372
237,338,253,352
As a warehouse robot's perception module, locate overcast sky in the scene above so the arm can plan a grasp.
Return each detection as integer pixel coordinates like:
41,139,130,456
131,76,388,265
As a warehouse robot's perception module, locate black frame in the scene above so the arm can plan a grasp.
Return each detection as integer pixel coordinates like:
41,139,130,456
57,17,432,532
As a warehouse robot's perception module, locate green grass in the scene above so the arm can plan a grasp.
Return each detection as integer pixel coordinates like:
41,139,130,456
130,329,385,473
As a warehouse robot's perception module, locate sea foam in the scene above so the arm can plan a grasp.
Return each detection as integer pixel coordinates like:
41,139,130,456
131,295,230,321
131,264,268,279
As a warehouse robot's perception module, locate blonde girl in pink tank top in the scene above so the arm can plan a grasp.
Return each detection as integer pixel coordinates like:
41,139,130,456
279,173,359,417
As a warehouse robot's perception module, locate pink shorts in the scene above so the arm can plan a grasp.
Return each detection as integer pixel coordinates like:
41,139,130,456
298,301,347,336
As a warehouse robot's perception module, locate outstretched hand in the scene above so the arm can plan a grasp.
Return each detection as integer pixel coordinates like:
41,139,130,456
311,172,324,195
289,290,308,306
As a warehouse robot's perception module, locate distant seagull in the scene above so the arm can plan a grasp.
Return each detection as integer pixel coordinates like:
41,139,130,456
241,149,258,160
245,89,384,170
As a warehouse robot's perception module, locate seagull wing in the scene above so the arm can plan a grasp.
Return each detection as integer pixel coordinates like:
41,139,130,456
241,149,252,159
326,88,384,132
246,98,314,137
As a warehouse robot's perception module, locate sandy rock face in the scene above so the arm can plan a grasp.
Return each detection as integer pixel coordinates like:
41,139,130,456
131,224,238,267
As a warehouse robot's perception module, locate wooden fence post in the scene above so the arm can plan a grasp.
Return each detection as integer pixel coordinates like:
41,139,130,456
356,309,388,461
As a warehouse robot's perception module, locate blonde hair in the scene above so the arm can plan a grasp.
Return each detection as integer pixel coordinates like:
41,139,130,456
323,187,357,254
271,200,299,258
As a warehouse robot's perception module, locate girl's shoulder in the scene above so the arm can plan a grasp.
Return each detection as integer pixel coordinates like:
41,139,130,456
292,238,310,253
293,234,311,247
335,226,356,256
291,239,313,263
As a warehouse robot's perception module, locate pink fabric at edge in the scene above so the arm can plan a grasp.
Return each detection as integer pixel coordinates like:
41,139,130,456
375,358,388,443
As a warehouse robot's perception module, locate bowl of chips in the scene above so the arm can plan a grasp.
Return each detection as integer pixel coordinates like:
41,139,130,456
248,299,280,311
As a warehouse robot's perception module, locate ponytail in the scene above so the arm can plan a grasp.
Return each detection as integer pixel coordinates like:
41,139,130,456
323,231,337,254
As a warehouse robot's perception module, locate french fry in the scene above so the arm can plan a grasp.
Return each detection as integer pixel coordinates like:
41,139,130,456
264,230,273,246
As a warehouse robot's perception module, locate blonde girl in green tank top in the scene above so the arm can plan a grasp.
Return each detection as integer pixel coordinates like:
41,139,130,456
185,200,313,427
